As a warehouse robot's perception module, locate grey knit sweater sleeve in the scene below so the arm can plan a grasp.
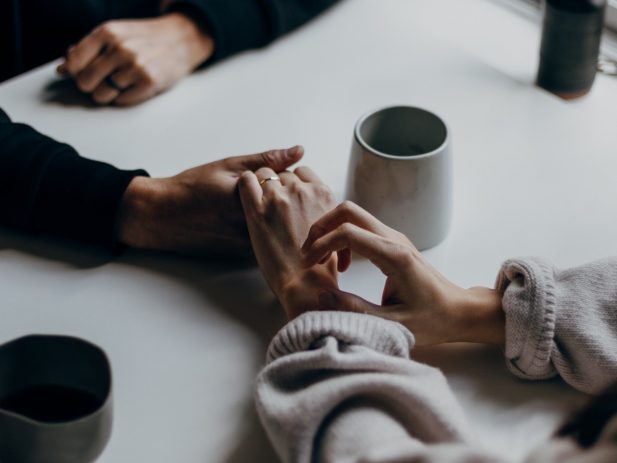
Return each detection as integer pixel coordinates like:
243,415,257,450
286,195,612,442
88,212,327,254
254,311,499,463
497,257,617,394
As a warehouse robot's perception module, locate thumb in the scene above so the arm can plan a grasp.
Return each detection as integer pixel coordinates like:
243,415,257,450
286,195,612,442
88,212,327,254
239,145,304,172
318,289,382,315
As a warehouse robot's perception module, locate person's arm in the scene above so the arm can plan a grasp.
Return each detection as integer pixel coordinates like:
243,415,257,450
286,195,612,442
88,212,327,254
0,107,146,248
162,0,339,62
300,202,617,394
497,256,617,395
256,311,501,463
0,107,304,253
59,1,338,106
235,171,497,462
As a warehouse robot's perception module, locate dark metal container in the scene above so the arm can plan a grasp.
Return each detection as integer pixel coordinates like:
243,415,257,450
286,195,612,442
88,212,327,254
537,0,607,99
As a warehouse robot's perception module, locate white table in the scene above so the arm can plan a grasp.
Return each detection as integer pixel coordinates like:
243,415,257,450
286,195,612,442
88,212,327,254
2,0,617,461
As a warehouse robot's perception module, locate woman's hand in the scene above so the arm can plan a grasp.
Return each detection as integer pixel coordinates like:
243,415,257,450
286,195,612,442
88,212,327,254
238,166,338,320
58,13,214,106
301,201,504,346
116,147,304,256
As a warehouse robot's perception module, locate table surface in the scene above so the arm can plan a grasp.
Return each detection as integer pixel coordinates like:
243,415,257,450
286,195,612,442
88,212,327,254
2,0,617,461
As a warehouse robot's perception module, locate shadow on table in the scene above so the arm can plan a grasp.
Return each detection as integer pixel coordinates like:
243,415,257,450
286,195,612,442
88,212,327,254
0,229,113,269
414,343,586,413
0,230,283,462
40,77,96,108
113,251,284,463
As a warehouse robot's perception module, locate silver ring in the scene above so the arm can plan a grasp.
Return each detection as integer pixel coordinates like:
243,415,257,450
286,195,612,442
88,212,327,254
105,75,125,92
259,176,281,186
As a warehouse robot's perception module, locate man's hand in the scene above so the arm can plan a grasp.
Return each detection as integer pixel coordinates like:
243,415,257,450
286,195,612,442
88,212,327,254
58,13,214,106
116,146,304,256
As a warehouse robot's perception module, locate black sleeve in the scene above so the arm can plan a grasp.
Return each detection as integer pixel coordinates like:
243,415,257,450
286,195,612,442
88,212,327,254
164,0,339,62
0,108,148,249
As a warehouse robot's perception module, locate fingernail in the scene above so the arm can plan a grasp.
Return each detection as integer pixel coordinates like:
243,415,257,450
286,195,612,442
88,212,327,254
57,64,66,75
318,291,337,310
286,145,302,159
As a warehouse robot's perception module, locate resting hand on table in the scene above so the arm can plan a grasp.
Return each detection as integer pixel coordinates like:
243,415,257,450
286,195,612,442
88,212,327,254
58,13,214,106
116,146,303,256
238,165,338,320
301,201,505,346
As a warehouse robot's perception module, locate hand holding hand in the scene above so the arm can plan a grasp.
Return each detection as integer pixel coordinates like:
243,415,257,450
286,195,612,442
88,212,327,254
301,201,504,346
59,13,214,106
116,147,304,256
238,166,338,320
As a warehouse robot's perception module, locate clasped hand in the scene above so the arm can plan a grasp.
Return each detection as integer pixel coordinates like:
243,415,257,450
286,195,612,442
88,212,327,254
58,13,213,105
239,173,504,346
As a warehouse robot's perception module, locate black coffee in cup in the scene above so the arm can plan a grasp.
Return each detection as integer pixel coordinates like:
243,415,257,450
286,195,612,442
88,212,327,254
0,384,103,423
0,335,113,463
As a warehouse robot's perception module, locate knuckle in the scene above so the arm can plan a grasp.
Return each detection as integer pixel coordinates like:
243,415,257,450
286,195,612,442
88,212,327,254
260,150,277,168
96,24,115,41
76,75,94,92
315,183,333,199
93,95,111,105
269,194,291,211
118,45,137,63
338,200,356,216
338,222,355,237
394,246,415,267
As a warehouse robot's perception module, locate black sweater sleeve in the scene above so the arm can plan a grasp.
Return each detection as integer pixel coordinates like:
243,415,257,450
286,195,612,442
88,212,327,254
165,0,339,62
0,108,148,249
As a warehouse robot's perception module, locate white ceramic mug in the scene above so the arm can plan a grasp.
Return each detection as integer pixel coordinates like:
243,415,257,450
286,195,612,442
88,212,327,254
345,106,452,250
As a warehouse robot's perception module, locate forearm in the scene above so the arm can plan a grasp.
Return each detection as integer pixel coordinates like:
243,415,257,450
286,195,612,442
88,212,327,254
163,0,338,62
256,311,478,463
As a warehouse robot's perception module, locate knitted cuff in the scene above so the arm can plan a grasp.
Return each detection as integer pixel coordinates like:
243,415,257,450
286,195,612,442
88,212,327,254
266,311,415,364
496,257,558,381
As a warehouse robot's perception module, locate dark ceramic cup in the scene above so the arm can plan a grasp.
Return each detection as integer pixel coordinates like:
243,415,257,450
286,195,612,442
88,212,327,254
0,335,113,463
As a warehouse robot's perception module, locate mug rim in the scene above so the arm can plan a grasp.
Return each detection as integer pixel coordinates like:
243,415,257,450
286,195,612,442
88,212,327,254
354,105,450,160
0,334,113,428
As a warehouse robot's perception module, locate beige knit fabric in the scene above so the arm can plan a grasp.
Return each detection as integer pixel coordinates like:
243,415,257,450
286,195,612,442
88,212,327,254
255,257,617,462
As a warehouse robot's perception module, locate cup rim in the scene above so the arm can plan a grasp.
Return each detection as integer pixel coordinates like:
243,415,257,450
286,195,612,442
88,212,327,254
0,334,113,428
354,105,450,160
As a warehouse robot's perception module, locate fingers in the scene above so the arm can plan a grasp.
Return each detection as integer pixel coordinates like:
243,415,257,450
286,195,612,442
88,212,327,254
238,171,263,212
63,32,107,76
278,171,301,186
303,222,401,276
303,201,389,253
74,51,123,93
91,83,120,105
236,146,304,172
318,289,381,314
109,66,140,90
337,248,352,272
254,167,281,191
114,82,155,106
294,166,322,183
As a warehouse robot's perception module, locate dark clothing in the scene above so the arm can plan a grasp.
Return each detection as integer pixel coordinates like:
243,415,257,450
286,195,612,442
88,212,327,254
0,108,147,248
1,0,338,82
0,0,337,248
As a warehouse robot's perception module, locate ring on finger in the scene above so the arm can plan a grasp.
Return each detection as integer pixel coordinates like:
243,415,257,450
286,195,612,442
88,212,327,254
259,176,281,186
105,75,125,92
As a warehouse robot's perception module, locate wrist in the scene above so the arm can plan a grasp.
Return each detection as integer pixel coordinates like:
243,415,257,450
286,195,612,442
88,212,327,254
451,287,505,345
165,11,215,67
279,265,339,320
116,176,168,249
